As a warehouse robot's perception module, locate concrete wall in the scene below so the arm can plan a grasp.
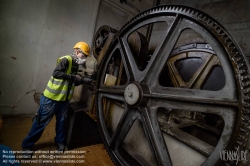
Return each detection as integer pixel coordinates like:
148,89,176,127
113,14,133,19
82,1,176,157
0,0,100,114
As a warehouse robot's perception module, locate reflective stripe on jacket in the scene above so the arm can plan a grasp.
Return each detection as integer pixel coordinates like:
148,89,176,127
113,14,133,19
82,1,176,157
43,55,75,101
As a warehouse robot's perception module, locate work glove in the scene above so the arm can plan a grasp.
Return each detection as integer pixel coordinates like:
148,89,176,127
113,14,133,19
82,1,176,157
81,77,93,84
74,75,83,86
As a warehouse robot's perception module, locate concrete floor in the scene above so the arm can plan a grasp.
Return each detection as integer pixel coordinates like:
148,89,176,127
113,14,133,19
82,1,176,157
0,115,115,166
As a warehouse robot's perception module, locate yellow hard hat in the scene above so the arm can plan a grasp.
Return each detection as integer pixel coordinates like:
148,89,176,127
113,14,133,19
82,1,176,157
73,42,90,56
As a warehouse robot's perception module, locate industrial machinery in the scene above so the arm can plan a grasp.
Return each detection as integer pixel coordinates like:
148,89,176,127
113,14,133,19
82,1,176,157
91,5,250,166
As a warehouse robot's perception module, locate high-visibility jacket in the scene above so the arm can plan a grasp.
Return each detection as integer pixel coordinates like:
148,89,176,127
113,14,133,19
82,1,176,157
43,55,77,101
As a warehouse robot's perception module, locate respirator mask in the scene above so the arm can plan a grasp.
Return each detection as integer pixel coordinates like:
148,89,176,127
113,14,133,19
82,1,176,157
72,54,86,65
75,57,86,65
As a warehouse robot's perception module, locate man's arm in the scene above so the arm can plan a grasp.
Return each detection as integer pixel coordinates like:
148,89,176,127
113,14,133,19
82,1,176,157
52,58,75,80
52,57,93,85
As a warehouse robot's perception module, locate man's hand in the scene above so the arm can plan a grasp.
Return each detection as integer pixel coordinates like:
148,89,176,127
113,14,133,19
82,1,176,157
74,75,82,86
81,77,93,84
73,74,93,85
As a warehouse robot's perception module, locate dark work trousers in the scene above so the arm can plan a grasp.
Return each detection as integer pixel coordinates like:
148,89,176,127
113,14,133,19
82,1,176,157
22,95,69,149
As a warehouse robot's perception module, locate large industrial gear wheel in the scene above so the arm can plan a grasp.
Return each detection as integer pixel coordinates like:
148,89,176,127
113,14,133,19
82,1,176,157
95,5,250,166
92,25,118,59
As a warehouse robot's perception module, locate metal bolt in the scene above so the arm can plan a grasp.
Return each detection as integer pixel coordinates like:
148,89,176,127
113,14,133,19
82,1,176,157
128,92,133,97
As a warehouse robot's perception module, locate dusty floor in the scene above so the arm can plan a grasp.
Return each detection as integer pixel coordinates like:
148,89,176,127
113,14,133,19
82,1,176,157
0,115,115,166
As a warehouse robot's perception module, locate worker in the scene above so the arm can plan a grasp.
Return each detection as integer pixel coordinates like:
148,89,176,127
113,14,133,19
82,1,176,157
21,42,92,157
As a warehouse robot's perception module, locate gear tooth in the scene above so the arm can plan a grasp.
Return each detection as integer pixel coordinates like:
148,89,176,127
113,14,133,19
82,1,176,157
212,22,217,28
239,69,247,75
226,41,232,47
242,88,250,93
242,112,250,118
238,62,245,69
198,14,203,19
206,18,211,24
240,75,250,81
177,6,182,11
241,118,248,126
236,140,241,145
193,11,198,17
209,22,214,27
215,26,220,30
241,81,250,89
222,34,227,38
202,16,207,21
238,133,245,140
241,116,250,123
233,52,240,58
244,109,250,113
240,131,250,139
218,30,224,35
242,108,250,114
243,102,250,108
231,48,238,54
227,41,233,47
236,57,242,62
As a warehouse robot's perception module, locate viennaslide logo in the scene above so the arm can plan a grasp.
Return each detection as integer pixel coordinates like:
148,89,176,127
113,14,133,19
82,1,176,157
219,146,248,165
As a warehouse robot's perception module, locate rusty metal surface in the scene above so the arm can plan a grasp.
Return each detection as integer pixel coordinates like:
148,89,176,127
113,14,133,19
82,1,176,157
95,5,250,166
